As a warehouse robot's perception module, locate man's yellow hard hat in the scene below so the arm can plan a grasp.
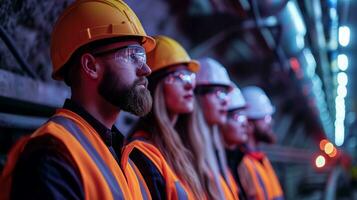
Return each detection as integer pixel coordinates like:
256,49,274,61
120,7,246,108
51,0,155,80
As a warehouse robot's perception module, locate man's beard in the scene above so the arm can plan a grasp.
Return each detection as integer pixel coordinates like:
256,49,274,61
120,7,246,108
98,68,152,117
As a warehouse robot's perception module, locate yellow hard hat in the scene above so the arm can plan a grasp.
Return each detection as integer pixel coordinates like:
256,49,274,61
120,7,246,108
50,0,156,80
146,35,199,73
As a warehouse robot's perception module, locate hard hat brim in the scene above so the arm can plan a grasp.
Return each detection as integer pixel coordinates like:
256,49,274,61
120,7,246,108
187,59,200,73
228,105,247,112
246,106,275,119
159,59,200,73
141,35,156,53
196,83,233,91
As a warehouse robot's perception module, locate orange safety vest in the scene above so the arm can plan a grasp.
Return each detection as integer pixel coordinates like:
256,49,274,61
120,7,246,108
0,109,150,200
239,153,284,200
121,131,195,200
219,170,240,200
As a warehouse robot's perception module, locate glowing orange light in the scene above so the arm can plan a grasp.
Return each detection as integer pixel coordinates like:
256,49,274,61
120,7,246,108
320,139,329,151
324,142,334,154
328,147,338,158
315,155,326,168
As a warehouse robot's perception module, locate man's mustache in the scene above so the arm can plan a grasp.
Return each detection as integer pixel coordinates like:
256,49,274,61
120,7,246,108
134,77,148,88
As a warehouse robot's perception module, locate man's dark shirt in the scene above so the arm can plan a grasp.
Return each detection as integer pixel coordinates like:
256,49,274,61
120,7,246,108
10,99,124,199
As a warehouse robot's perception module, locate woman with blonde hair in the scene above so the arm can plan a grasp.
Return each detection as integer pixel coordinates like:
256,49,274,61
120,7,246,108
191,57,240,200
121,35,205,199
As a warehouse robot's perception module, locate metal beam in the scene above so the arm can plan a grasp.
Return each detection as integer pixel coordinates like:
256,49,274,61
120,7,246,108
0,113,46,130
275,113,294,143
304,0,335,135
0,69,69,116
260,144,313,164
189,15,278,58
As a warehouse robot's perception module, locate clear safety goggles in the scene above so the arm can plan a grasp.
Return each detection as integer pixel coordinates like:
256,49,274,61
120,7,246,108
214,89,229,101
164,70,196,86
228,112,247,124
93,45,147,69
195,86,229,101
251,115,272,124
262,115,272,124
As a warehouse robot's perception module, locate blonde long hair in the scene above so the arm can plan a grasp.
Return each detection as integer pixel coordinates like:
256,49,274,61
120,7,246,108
132,80,205,199
187,97,231,200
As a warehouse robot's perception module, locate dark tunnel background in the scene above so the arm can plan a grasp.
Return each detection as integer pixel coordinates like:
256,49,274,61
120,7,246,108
0,0,356,199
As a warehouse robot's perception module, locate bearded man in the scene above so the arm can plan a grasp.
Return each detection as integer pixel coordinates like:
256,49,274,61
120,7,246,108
0,1,155,199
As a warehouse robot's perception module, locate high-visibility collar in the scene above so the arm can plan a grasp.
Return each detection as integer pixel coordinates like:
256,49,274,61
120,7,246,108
122,132,195,200
0,110,150,200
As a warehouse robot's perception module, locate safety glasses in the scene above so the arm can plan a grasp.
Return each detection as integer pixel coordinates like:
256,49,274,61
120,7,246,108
228,112,247,124
195,86,229,101
164,70,196,86
93,45,147,69
250,115,272,124
214,89,229,101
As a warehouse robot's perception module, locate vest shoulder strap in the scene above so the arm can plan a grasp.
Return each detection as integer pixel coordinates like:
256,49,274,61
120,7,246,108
50,116,125,200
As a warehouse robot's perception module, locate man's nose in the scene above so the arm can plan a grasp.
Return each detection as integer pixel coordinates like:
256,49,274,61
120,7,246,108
137,63,151,77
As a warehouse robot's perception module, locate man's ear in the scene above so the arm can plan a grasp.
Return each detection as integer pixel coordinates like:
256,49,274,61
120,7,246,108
80,53,100,79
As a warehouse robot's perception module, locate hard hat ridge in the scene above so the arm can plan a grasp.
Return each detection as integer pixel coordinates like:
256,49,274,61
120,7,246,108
146,35,200,73
50,0,156,80
196,57,232,88
228,82,246,110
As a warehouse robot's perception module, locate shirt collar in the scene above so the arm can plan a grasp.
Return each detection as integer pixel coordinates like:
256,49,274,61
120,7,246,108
62,99,124,148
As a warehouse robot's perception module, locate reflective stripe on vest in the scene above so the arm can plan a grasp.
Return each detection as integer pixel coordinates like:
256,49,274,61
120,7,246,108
242,157,269,200
227,171,240,200
225,172,239,200
175,181,189,200
261,158,284,200
244,155,284,200
249,159,269,200
221,170,236,199
50,116,124,199
122,136,194,200
273,197,284,200
128,159,149,200
130,138,189,200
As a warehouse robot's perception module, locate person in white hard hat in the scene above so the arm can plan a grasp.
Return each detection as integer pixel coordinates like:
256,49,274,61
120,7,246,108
219,83,249,200
220,83,249,148
243,86,276,146
190,57,239,200
236,86,284,200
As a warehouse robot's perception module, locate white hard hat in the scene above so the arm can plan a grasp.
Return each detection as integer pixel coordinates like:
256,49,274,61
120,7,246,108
228,82,246,110
241,86,275,119
196,57,232,87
